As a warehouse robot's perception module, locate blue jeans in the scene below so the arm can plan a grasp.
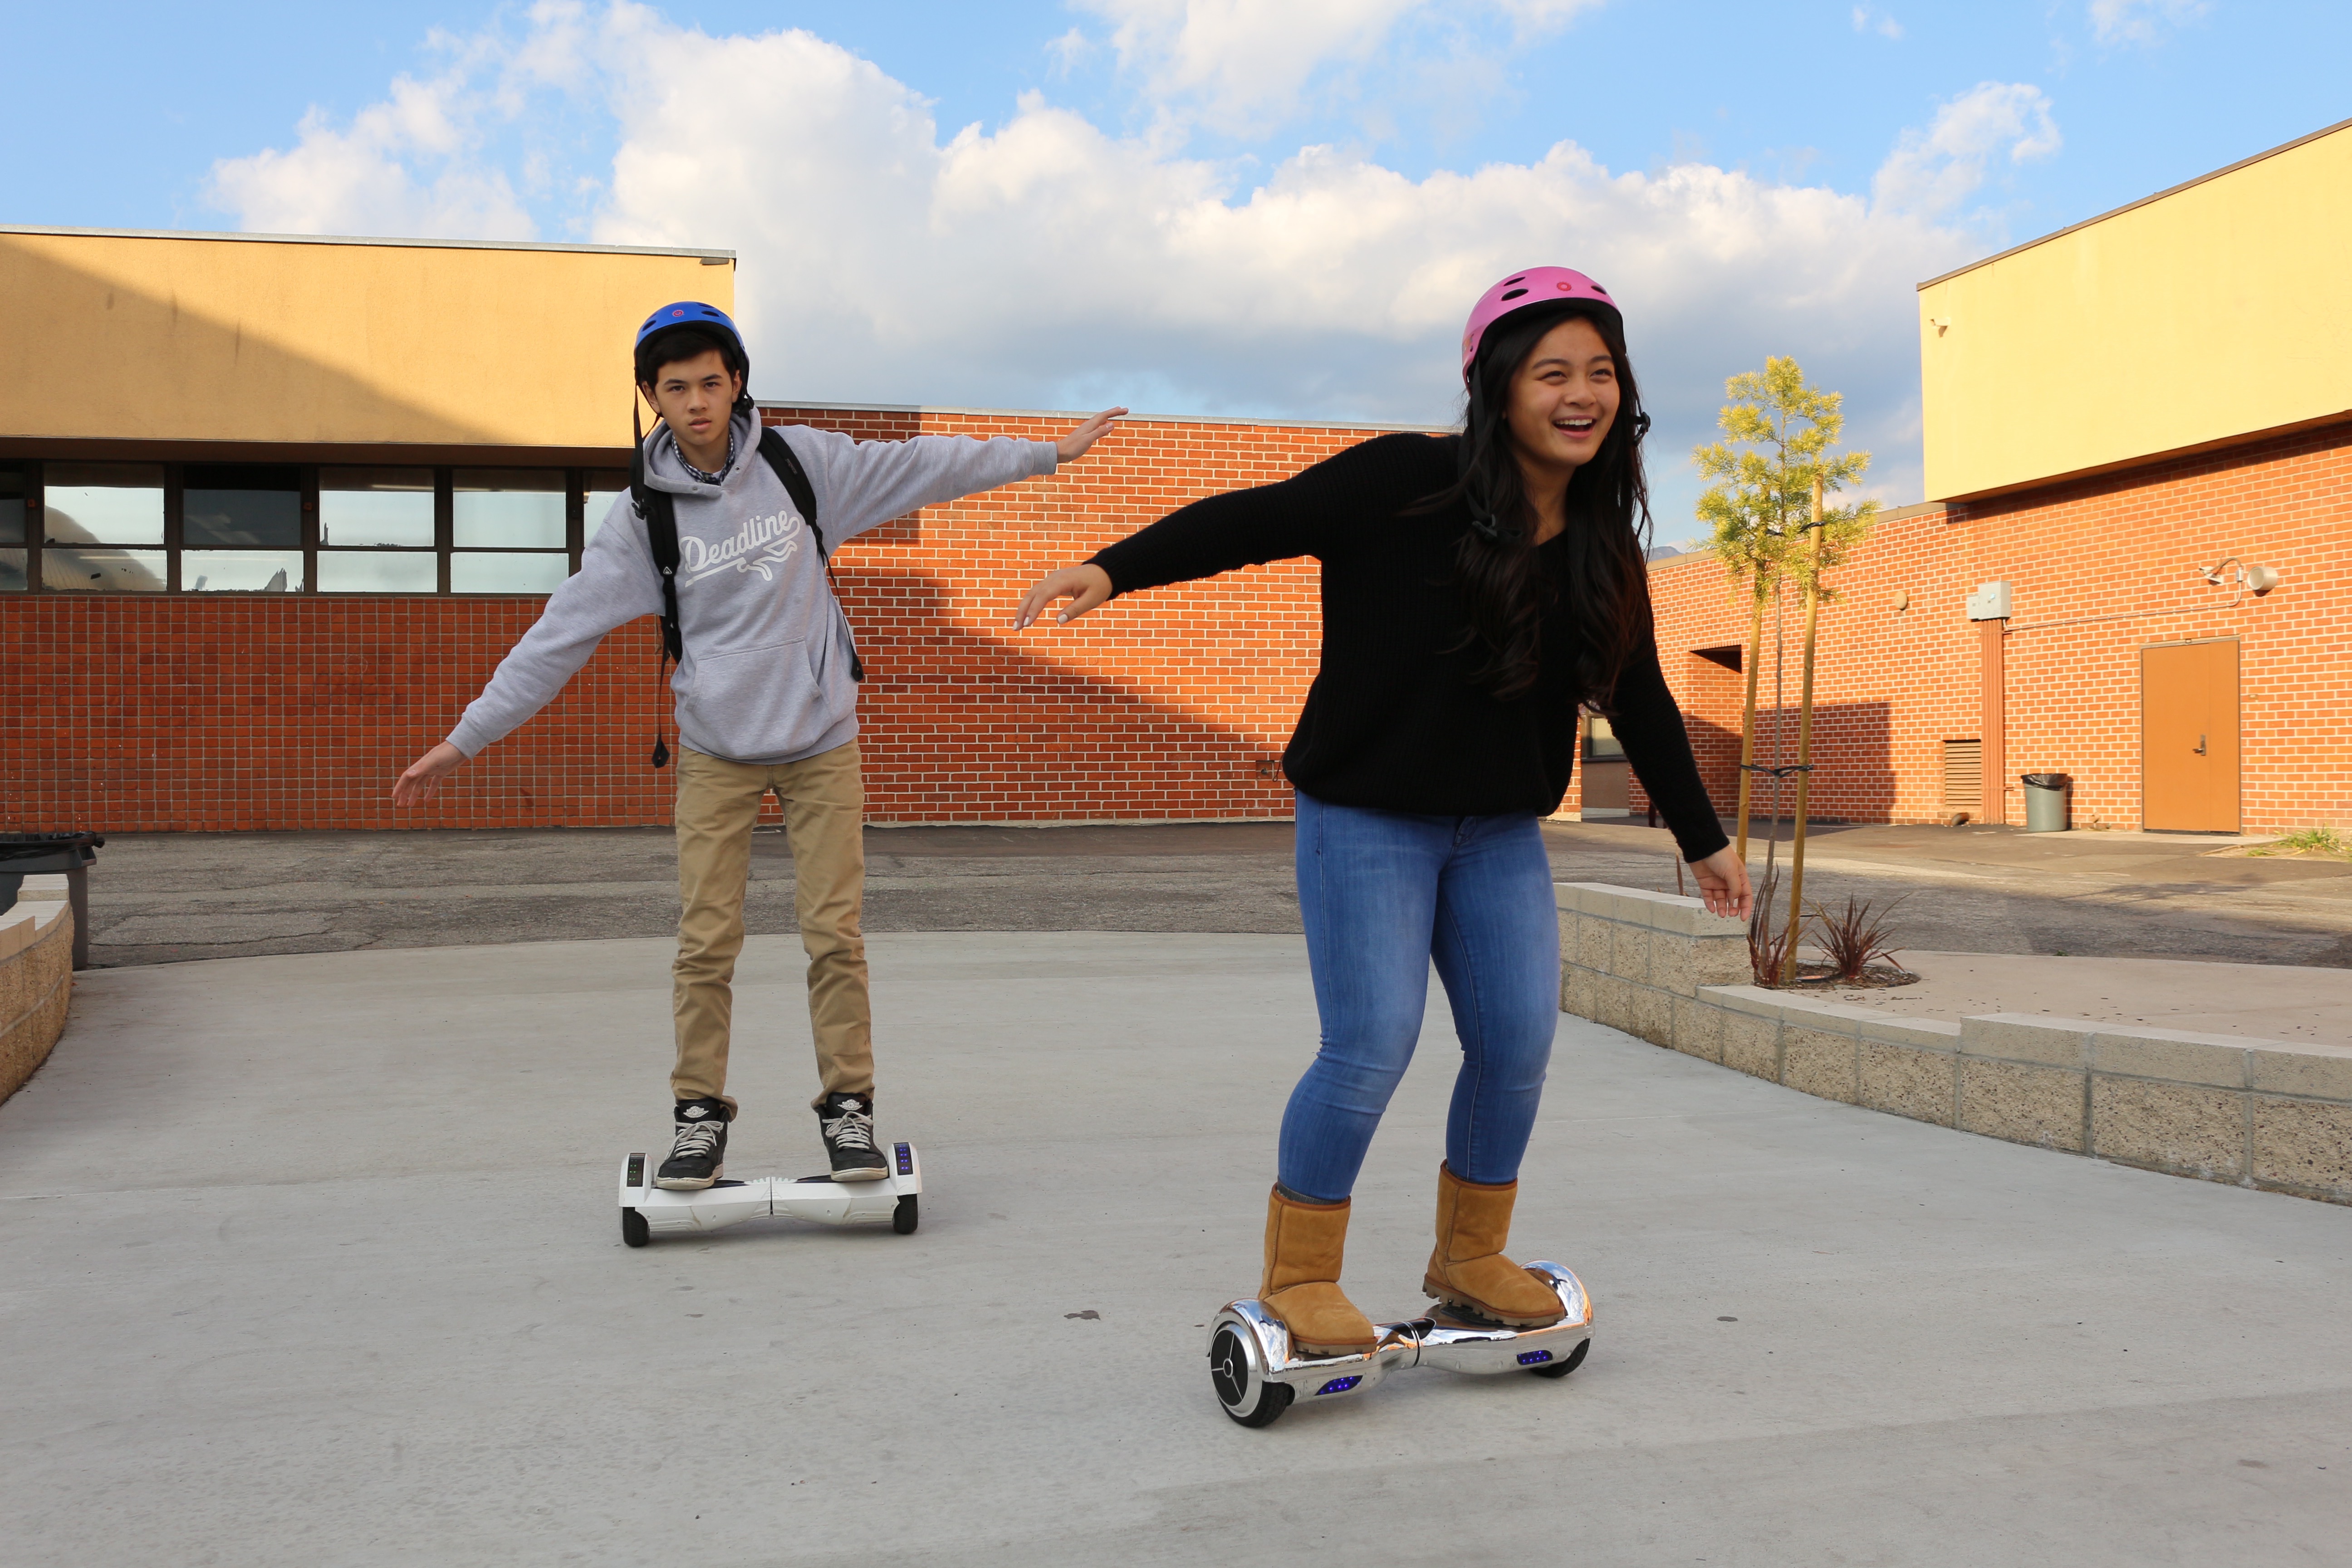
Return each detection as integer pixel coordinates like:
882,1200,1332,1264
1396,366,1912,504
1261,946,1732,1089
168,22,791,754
1279,790,1561,1203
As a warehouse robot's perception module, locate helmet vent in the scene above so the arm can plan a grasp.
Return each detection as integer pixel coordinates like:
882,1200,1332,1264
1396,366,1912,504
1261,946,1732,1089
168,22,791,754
1499,288,1529,300
1503,274,1527,285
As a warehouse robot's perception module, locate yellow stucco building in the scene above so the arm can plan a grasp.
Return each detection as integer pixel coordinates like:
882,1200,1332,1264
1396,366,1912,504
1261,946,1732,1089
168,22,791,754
0,226,730,593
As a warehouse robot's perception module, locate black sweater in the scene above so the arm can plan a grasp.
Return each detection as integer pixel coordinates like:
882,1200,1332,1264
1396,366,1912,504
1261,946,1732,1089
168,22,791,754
1089,432,1730,863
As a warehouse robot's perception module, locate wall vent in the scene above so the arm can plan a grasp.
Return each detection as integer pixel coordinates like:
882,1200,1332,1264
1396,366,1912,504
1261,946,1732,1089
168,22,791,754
1942,740,1983,807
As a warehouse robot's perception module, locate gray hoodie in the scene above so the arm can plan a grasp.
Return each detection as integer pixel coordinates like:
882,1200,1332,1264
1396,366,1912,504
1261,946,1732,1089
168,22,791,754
447,409,1057,764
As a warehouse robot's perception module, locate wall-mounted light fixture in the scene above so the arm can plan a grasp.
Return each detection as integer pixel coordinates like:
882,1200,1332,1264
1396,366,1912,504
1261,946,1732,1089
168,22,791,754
1929,318,1950,335
2203,557,2281,594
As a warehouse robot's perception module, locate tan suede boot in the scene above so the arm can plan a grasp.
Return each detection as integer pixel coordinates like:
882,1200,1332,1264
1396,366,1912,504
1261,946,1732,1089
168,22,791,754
1259,1186,1379,1357
1422,1163,1567,1328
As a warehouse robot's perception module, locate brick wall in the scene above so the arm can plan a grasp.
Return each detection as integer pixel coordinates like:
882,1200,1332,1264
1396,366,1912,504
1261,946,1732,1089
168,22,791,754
1635,420,2352,834
3,408,1404,832
15,407,2339,836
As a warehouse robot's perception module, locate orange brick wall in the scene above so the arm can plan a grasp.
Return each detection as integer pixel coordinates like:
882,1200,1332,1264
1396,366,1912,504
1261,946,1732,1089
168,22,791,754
2,409,1402,832
1634,420,2352,834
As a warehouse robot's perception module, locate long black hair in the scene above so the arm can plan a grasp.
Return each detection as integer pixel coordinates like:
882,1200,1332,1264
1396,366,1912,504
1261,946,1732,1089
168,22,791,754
1426,300,1654,702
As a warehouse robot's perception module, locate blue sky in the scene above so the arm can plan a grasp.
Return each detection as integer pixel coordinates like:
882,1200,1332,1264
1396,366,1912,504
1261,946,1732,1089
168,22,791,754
5,1,2344,533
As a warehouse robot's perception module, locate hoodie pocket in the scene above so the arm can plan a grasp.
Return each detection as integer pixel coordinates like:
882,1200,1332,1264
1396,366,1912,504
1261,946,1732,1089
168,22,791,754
676,636,855,760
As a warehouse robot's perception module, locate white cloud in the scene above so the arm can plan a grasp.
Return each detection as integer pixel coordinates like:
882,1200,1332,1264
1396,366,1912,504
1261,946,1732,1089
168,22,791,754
2088,0,2210,46
1071,0,1603,135
212,1,1999,509
1872,82,2059,218
583,9,1967,512
1851,6,1904,39
206,50,536,240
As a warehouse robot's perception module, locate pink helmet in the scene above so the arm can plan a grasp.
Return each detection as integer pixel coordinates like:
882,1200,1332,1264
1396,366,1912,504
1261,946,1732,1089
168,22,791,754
1459,267,1619,382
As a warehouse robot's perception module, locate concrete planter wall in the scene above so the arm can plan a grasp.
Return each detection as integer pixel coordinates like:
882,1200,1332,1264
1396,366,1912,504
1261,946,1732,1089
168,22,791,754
1,874,74,1105
1557,881,2352,1205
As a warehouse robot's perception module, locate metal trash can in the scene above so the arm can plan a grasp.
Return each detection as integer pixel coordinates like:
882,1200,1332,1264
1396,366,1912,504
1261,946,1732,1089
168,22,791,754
2020,774,2071,833
0,832,105,970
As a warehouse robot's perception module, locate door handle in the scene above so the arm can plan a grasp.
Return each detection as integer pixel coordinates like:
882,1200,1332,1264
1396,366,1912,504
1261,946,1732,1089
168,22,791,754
2194,734,2207,755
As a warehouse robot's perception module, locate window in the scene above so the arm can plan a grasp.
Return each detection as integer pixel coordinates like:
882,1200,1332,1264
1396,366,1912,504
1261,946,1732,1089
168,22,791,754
0,467,24,591
319,468,437,593
1585,713,1627,762
454,469,568,592
583,471,630,548
44,463,166,591
5,459,614,594
184,464,302,592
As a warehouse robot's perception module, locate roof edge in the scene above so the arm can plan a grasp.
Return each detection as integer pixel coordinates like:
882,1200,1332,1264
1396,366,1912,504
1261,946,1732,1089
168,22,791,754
1915,114,2352,291
758,399,1447,434
1927,408,2352,504
0,223,734,262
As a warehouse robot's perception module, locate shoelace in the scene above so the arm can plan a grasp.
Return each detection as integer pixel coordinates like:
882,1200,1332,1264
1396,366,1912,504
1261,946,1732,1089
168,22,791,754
669,1118,723,1159
823,1106,877,1152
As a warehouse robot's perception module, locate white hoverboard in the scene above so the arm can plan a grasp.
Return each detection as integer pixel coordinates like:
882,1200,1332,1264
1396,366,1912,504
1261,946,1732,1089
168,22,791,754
617,1142,923,1247
1206,1262,1593,1426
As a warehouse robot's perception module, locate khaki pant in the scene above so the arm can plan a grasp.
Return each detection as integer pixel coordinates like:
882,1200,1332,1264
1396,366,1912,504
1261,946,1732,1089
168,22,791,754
671,740,872,1112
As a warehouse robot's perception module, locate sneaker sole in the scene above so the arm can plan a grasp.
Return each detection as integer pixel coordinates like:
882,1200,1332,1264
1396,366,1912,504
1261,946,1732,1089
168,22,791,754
829,1166,889,1182
654,1171,721,1190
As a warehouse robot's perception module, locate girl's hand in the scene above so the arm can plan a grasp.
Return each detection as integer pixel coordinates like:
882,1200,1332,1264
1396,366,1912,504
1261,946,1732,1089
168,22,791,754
393,741,467,806
1689,846,1753,921
1014,564,1114,629
1056,407,1127,464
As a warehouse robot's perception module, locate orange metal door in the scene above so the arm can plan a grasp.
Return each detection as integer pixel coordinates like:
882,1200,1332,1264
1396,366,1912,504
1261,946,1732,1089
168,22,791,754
2141,640,2240,832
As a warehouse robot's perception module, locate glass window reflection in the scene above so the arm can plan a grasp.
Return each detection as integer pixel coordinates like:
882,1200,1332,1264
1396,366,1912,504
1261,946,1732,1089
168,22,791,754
45,463,165,545
0,469,24,546
584,472,629,547
185,465,302,548
47,545,167,591
451,552,567,594
0,549,25,592
321,468,435,548
185,551,303,592
318,553,438,593
453,470,565,548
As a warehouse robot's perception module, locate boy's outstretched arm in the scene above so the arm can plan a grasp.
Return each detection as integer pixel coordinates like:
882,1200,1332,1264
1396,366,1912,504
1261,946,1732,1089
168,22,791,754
390,492,664,806
781,407,1127,545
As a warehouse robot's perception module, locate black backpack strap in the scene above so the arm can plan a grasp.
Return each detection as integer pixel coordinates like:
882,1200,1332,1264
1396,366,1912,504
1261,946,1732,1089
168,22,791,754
757,426,864,683
757,426,822,553
632,445,681,767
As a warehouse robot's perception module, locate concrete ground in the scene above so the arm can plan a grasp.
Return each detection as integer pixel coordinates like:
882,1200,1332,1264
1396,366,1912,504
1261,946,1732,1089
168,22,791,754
72,815,2352,970
5,933,2350,1566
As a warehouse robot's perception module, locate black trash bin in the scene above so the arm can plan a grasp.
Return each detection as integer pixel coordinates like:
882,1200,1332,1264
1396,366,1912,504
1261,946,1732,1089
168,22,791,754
0,832,105,970
2020,774,2071,833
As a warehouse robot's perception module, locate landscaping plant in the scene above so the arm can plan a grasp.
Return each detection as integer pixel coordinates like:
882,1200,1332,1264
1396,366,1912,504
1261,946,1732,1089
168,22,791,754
1808,893,1912,983
1692,356,1881,978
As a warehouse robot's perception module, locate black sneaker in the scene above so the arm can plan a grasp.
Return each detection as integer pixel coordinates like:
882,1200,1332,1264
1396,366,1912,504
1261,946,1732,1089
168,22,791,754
818,1092,888,1181
657,1097,731,1189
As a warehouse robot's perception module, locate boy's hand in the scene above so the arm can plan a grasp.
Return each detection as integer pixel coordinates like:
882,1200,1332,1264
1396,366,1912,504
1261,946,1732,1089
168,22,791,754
393,742,468,806
1056,407,1127,465
1014,564,1114,629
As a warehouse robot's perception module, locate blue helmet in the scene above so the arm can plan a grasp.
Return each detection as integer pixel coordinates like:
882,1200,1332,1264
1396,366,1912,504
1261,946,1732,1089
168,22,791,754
637,300,742,351
634,301,748,387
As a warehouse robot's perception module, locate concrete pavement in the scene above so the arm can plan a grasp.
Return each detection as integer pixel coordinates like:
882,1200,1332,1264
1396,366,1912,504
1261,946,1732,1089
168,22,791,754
71,815,2352,971
5,932,2349,1565
1833,949,2352,1045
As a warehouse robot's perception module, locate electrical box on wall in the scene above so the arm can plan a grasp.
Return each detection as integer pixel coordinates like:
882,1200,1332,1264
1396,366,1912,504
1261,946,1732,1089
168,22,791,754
1965,581,2013,621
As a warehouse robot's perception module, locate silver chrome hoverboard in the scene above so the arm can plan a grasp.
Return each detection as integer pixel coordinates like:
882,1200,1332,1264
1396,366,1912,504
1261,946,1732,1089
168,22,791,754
1206,1262,1592,1426
617,1143,922,1247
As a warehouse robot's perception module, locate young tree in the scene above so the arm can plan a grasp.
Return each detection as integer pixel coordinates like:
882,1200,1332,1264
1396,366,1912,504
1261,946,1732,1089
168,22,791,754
1690,357,1879,978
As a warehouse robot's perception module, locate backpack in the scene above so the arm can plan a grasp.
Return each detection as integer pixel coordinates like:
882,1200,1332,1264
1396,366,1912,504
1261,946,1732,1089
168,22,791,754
632,424,865,769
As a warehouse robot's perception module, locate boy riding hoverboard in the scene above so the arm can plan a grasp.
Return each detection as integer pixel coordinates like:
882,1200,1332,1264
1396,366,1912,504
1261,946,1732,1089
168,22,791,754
395,302,1122,1186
